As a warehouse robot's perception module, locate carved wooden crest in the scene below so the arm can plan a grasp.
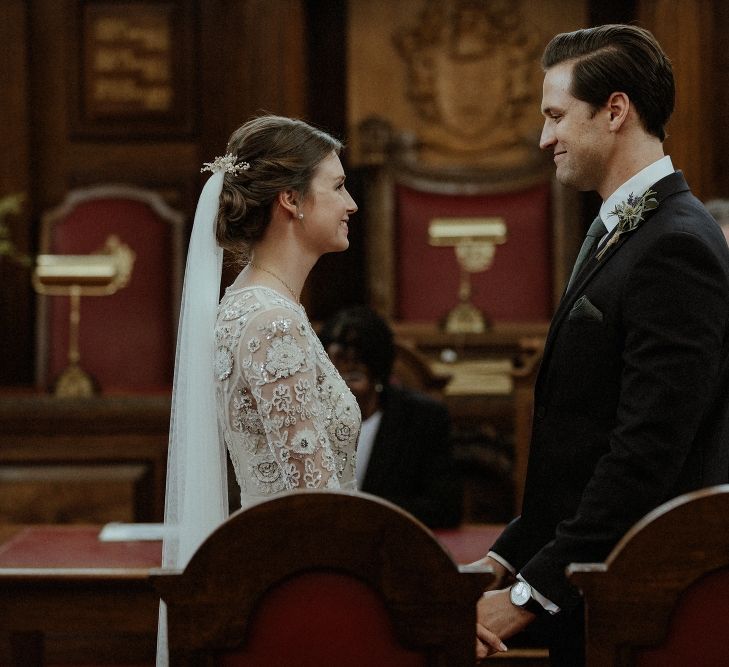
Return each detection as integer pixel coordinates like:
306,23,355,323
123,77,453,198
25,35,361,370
393,0,543,164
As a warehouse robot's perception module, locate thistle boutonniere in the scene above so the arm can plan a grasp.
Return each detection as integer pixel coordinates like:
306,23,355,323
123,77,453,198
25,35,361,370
596,189,659,260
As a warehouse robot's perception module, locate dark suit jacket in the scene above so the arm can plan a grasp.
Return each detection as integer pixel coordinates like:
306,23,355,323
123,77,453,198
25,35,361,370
360,385,462,528
492,171,729,609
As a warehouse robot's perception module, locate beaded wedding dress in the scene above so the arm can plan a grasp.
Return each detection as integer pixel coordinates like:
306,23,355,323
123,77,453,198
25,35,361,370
214,285,360,507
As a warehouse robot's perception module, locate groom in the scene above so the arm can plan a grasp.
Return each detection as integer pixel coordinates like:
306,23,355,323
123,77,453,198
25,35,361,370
474,24,729,665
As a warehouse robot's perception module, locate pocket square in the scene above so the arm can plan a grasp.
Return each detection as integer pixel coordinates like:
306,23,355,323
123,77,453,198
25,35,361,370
569,295,603,322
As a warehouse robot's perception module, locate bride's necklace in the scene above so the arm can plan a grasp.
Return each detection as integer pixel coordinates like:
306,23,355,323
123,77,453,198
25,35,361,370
249,261,300,303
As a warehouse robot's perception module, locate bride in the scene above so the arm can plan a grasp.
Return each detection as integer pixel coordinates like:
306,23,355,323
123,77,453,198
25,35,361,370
159,115,361,664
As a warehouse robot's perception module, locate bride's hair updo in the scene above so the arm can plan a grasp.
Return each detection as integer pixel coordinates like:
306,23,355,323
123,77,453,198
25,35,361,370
216,114,342,258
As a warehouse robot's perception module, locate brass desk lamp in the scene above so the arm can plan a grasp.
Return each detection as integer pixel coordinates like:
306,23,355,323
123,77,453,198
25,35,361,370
33,235,135,396
428,217,507,333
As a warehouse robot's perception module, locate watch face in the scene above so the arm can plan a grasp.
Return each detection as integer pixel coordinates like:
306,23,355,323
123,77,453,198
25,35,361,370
510,581,531,606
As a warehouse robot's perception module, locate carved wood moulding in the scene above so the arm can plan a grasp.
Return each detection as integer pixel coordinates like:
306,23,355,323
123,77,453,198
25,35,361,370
393,0,541,163
348,0,587,168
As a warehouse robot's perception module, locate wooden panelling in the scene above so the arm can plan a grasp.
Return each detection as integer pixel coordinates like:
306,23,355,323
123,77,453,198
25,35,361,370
712,0,729,197
0,1,33,386
0,395,169,523
638,0,715,201
3,0,729,390
1,0,311,386
198,0,309,165
0,464,149,524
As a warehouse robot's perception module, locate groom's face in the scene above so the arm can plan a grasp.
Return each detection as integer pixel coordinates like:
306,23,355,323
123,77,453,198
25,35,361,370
539,61,611,193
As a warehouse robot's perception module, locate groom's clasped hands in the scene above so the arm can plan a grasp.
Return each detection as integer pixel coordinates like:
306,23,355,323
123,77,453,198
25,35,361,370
471,555,534,661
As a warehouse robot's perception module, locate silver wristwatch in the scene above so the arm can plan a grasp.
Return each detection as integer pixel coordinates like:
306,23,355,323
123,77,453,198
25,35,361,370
509,580,546,615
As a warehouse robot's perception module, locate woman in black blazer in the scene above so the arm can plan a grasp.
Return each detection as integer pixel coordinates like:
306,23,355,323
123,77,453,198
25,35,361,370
319,306,462,529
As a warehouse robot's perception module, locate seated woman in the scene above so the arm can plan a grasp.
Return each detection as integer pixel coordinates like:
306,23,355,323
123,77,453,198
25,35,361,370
319,306,463,528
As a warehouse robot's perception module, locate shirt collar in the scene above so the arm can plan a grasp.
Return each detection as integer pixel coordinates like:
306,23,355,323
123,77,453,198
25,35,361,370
600,155,674,233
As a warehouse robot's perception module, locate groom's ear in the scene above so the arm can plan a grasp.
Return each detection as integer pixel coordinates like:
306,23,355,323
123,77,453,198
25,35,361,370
606,91,630,130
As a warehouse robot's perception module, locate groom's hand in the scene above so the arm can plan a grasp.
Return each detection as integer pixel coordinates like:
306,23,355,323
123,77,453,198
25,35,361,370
471,555,517,660
476,588,535,659
468,554,515,591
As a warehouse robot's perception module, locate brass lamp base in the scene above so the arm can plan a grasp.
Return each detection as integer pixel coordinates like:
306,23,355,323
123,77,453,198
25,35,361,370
53,363,96,397
444,302,489,334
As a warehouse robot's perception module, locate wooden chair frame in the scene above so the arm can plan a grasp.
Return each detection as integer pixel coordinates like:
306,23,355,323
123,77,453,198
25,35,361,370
363,151,581,322
34,183,185,391
153,490,491,666
567,484,729,667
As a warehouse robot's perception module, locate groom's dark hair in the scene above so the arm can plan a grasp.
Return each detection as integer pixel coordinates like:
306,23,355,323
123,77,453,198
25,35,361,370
542,24,674,142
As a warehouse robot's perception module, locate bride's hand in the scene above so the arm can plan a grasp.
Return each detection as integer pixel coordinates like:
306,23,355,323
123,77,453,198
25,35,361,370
476,624,508,659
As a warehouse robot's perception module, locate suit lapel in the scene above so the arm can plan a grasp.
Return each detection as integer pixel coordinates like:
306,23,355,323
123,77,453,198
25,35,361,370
542,171,690,358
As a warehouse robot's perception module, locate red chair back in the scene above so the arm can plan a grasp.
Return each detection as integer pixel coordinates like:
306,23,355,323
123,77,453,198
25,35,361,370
635,568,729,667
36,185,184,392
361,148,580,324
219,571,425,667
395,180,553,322
153,490,491,666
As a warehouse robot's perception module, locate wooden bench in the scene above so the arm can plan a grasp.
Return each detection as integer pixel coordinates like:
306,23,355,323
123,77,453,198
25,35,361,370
568,484,729,666
153,491,492,666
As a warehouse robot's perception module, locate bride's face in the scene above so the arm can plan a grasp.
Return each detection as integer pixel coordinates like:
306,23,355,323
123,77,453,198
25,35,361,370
298,152,358,256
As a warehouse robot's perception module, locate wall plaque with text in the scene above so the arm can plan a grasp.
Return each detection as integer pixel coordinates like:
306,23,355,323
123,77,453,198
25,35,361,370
71,0,196,138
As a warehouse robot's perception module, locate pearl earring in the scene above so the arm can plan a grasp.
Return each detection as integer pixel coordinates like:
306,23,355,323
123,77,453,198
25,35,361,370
297,213,304,220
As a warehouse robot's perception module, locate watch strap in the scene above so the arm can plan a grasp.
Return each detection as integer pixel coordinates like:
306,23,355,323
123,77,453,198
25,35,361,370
520,593,547,616
510,583,547,616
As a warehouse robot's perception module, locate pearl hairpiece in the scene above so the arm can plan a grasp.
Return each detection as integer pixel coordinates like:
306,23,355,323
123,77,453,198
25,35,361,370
200,153,250,175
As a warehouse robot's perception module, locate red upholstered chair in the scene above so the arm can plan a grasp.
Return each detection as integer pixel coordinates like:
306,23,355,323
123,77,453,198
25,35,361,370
361,144,581,325
567,484,729,667
152,490,491,666
35,184,185,393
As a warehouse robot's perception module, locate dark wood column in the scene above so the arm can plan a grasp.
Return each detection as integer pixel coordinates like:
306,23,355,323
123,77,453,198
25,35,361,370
0,1,33,385
638,0,716,201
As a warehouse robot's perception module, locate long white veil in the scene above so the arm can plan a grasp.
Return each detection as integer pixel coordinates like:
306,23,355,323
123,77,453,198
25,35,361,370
157,170,228,665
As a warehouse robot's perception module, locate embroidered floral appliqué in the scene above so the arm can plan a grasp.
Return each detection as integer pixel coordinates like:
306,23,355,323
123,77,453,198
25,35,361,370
214,346,234,380
250,456,285,494
264,335,305,378
295,378,312,404
291,428,318,455
215,287,360,504
272,384,292,412
261,318,292,339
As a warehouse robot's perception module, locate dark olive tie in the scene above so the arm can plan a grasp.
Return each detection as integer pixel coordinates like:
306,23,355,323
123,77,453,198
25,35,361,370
567,216,607,289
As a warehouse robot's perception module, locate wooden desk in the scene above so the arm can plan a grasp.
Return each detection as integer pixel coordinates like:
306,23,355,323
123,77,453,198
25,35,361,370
0,523,503,666
0,395,170,524
0,525,161,666
392,323,547,520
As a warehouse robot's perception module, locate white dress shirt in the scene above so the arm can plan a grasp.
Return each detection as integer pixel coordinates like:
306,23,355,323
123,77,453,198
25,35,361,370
600,155,674,237
355,410,382,489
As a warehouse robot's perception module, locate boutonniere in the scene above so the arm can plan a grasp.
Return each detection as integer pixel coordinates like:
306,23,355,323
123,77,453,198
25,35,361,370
596,189,659,260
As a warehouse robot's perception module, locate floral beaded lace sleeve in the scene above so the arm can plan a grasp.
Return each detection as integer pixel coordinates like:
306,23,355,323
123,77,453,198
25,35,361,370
215,287,360,505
